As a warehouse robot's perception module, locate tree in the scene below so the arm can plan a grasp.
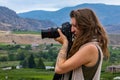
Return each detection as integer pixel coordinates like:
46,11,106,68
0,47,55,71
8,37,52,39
8,53,16,61
16,52,25,60
20,58,28,68
0,56,8,61
28,54,36,68
36,58,45,69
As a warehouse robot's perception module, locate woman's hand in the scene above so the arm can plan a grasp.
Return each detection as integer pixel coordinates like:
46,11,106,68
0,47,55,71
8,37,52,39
55,29,69,74
54,29,68,44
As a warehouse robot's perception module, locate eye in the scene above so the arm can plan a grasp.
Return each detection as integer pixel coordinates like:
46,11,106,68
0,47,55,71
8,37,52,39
72,24,77,28
74,25,77,27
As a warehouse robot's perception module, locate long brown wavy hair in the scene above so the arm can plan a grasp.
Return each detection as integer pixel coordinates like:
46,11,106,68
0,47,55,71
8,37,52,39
68,8,109,59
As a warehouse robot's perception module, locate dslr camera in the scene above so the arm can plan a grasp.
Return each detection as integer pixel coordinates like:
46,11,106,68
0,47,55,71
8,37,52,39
41,22,72,42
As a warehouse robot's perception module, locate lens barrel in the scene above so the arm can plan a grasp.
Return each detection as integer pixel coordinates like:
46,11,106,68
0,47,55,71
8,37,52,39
41,22,72,40
41,28,59,39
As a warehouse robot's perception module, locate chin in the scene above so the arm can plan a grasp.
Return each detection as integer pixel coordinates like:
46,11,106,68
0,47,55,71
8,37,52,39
73,35,76,38
74,34,77,37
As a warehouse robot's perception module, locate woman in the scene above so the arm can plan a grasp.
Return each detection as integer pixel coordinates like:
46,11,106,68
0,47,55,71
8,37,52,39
54,8,109,80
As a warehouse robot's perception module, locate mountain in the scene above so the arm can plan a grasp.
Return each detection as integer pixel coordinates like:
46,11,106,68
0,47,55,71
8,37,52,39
0,6,57,31
0,4,120,33
18,3,120,34
18,3,120,26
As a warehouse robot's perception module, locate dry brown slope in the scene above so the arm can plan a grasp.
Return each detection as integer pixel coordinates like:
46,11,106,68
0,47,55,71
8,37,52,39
0,31,58,44
0,31,120,45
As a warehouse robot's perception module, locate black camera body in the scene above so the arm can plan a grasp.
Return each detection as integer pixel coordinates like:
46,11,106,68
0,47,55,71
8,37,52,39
41,22,72,42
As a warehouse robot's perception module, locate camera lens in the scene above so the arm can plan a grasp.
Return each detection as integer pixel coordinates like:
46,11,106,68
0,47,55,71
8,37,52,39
41,22,72,41
41,28,59,39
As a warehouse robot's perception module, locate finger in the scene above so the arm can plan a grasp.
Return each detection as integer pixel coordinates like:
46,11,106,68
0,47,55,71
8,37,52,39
58,29,63,36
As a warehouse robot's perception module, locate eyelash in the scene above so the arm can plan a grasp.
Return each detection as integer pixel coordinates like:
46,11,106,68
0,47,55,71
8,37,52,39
72,25,77,28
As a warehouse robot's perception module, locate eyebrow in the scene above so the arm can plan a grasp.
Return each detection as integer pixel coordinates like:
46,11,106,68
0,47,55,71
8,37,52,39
71,24,77,27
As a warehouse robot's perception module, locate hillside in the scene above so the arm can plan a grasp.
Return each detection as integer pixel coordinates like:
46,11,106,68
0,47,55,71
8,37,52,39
0,4,120,33
0,31,119,45
19,3,120,26
18,3,120,34
0,6,57,31
0,31,58,44
108,34,120,45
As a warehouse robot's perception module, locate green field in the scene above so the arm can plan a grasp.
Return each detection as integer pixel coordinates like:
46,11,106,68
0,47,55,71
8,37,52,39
0,61,55,80
0,42,120,80
0,68,120,80
12,31,41,34
0,61,19,68
101,72,120,80
0,68,54,80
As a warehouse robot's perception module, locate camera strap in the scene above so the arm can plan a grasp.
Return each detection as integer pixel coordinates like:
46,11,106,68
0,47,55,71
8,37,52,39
67,42,73,80
68,71,73,80
52,41,73,80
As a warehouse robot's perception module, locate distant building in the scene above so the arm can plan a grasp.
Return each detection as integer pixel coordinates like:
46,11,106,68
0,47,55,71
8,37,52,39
106,65,120,73
31,43,39,50
16,65,22,69
114,76,120,80
45,66,54,70
2,67,12,70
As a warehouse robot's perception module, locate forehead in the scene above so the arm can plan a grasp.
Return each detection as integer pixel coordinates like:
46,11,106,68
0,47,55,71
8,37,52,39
71,17,79,28
71,18,76,24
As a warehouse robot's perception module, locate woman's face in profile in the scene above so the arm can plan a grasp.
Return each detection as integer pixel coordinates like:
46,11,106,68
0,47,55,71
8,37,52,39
71,17,80,37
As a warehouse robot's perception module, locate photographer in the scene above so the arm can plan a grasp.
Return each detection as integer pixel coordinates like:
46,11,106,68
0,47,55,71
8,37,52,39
54,8,109,80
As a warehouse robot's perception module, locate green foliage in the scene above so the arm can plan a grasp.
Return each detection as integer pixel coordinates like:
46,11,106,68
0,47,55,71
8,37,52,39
0,56,8,61
28,54,36,68
36,58,45,69
20,58,28,68
109,46,120,64
0,43,120,79
16,52,25,60
21,54,36,68
12,30,41,34
0,69,54,80
8,53,16,61
101,72,120,80
0,61,20,68
44,61,54,66
38,44,59,61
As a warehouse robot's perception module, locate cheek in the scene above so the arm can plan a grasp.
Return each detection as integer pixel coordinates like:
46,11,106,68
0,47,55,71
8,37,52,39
71,26,75,32
76,29,80,34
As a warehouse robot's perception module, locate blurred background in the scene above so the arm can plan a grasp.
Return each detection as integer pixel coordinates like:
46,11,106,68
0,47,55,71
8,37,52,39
0,0,120,80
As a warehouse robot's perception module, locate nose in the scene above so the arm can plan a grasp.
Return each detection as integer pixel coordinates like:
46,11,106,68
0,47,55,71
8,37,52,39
71,26,75,33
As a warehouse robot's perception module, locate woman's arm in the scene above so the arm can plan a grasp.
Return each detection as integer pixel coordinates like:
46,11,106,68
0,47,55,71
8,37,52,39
55,43,98,74
54,29,98,74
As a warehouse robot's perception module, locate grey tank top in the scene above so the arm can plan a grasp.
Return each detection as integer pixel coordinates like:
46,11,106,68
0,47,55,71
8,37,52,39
82,45,101,80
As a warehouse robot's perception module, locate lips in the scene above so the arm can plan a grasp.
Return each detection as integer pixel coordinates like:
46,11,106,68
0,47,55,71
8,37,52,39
73,34,76,37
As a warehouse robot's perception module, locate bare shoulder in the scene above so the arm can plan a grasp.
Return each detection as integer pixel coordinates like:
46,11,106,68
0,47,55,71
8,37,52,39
78,43,99,67
79,43,98,52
